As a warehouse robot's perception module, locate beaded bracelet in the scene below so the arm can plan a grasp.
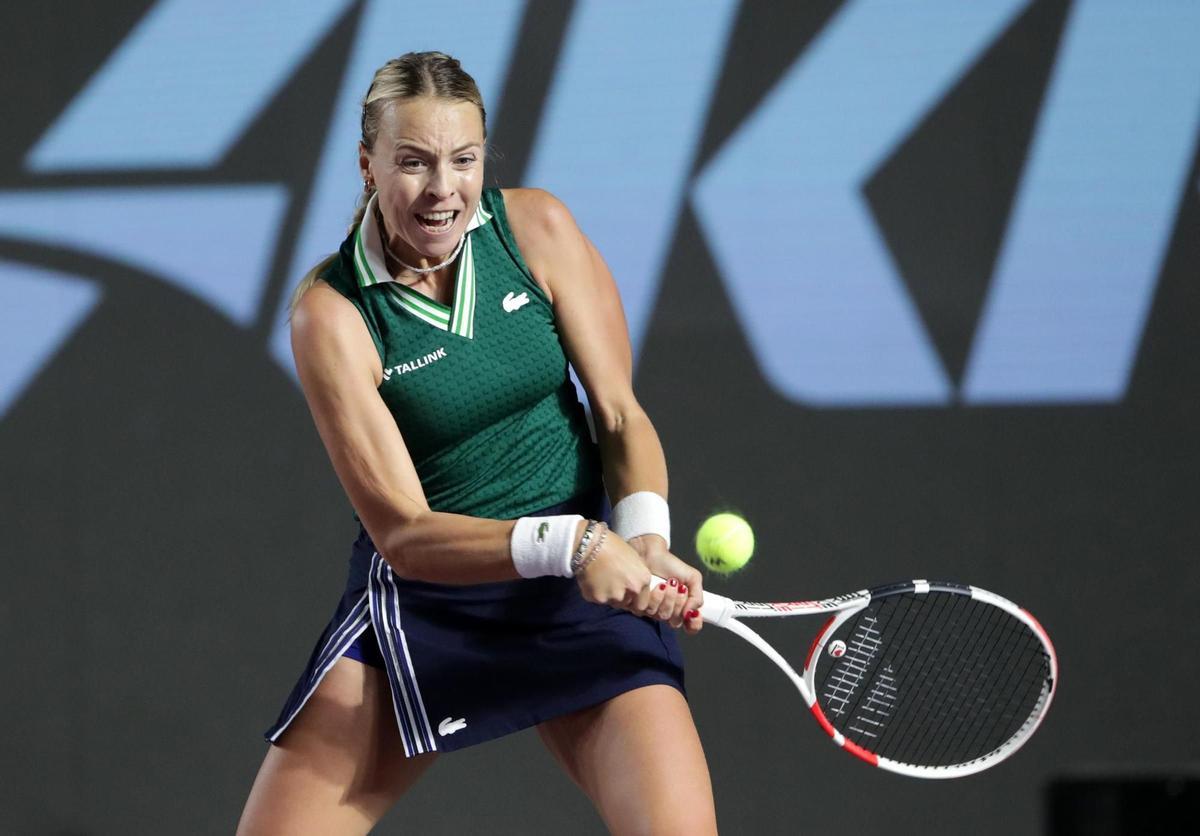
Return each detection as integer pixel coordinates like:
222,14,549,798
570,520,599,575
571,522,609,573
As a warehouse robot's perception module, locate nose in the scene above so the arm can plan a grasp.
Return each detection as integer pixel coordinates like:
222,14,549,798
426,164,453,201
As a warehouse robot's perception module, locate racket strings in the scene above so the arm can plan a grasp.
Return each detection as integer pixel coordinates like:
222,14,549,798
873,593,983,764
890,596,1048,766
817,593,943,747
935,613,1047,765
945,647,1047,767
815,591,1050,768
903,595,1017,764
888,598,1047,766
912,601,1029,766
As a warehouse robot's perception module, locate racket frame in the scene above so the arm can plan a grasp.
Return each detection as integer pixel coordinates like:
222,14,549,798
661,577,1058,779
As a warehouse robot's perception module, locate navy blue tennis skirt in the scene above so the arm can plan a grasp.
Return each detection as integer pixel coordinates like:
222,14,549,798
264,489,685,756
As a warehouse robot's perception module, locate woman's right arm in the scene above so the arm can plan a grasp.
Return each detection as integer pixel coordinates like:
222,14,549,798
290,281,655,603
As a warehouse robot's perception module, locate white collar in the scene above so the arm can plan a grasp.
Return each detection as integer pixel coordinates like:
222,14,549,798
352,191,492,289
351,192,492,339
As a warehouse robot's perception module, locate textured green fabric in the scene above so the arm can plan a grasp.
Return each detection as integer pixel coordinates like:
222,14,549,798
318,188,600,519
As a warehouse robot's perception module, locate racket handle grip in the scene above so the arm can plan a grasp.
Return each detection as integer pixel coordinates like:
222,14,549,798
648,575,736,628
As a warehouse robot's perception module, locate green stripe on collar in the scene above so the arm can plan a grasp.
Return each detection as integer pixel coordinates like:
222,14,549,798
356,193,487,338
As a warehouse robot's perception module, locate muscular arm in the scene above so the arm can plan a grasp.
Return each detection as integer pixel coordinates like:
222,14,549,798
505,189,704,629
290,228,671,615
504,189,667,505
291,280,531,583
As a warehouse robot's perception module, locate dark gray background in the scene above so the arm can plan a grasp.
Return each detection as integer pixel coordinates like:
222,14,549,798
2,1,1197,833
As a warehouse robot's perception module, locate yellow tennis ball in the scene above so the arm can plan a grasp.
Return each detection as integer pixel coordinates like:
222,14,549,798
695,513,754,574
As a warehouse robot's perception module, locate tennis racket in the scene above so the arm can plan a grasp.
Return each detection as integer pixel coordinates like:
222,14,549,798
654,576,1057,779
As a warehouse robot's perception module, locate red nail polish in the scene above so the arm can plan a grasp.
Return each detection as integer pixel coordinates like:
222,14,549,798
668,578,678,587
686,610,700,620
679,585,688,594
659,583,667,591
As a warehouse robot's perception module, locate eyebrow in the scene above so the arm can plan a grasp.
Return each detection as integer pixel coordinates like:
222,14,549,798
393,142,482,155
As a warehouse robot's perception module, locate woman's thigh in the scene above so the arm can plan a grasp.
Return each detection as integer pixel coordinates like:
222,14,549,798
537,684,717,836
237,657,437,836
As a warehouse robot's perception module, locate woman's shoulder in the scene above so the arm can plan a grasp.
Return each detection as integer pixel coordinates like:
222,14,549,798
496,188,586,284
291,277,385,383
292,248,362,323
496,187,577,237
293,277,367,343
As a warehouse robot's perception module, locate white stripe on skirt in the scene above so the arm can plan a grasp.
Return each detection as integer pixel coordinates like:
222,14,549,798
266,593,370,742
369,552,437,755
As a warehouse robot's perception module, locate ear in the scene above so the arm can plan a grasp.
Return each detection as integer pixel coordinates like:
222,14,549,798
358,141,372,186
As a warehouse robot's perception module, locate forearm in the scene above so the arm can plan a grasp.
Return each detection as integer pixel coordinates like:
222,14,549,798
373,511,589,584
595,407,668,503
374,512,515,583
379,407,669,584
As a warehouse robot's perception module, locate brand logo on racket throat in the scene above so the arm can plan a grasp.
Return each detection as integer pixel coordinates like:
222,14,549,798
828,640,847,658
381,346,448,381
438,716,467,736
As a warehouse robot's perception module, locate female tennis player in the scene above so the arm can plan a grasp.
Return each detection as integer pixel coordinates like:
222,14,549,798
236,52,717,835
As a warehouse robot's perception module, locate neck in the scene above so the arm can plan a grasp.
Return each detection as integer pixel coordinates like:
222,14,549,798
374,205,465,280
382,232,465,281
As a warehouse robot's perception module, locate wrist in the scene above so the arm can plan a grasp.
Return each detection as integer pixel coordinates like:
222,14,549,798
571,520,608,576
612,491,670,548
628,533,669,558
510,514,585,578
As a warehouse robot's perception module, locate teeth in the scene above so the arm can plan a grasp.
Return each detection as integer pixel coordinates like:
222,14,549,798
419,210,456,221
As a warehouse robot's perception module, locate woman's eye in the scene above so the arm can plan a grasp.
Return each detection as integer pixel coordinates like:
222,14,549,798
455,155,476,166
400,158,425,171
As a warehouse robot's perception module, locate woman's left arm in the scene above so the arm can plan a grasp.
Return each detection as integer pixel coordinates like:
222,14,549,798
504,188,703,633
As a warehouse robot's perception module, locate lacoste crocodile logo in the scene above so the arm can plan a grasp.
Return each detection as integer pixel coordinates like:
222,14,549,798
502,291,530,313
439,716,467,736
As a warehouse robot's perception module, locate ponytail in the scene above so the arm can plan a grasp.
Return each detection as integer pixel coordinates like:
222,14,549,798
287,184,376,320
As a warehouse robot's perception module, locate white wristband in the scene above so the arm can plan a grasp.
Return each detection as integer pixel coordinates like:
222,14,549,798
510,515,584,578
611,491,671,548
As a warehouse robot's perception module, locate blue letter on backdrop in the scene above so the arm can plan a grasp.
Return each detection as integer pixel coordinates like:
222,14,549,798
27,0,355,171
523,0,737,357
692,0,1029,406
963,2,1200,404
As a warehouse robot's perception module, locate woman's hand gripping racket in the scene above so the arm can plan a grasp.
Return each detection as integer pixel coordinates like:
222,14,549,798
651,576,1057,778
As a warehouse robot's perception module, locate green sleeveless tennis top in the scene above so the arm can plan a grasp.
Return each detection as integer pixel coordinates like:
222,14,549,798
319,188,601,519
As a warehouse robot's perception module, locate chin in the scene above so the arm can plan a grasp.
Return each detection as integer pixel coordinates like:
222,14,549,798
411,234,459,259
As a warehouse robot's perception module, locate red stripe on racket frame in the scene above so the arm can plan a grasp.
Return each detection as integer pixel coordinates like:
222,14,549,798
804,615,837,671
810,702,836,738
1021,609,1058,662
809,704,879,765
842,739,879,767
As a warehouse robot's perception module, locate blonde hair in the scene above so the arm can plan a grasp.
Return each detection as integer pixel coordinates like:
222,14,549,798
287,52,487,318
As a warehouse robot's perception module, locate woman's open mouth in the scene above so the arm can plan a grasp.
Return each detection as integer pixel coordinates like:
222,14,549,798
415,210,459,234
